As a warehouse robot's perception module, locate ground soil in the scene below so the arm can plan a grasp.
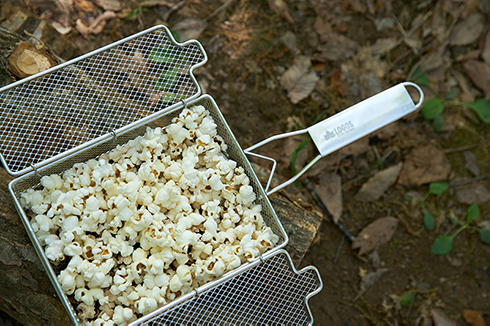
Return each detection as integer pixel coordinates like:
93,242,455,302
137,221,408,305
3,0,490,325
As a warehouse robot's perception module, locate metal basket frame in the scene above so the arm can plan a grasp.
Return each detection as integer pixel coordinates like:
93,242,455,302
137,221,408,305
9,94,289,325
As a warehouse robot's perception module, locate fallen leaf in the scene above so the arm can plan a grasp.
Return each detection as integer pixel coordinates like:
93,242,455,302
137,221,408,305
172,18,207,43
316,33,359,61
374,123,398,140
340,137,370,157
341,47,389,99
482,32,490,65
452,70,475,103
463,60,490,99
51,21,72,35
397,145,451,186
463,151,480,176
431,307,456,326
456,185,490,204
268,0,295,24
449,13,484,46
93,0,121,11
76,11,116,37
352,217,399,255
353,268,389,301
369,38,397,54
462,309,485,326
280,56,319,104
74,0,95,12
348,0,367,13
138,0,173,6
355,163,403,202
313,172,342,223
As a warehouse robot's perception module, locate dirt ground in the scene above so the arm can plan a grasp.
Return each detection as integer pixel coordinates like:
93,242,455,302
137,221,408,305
4,0,490,324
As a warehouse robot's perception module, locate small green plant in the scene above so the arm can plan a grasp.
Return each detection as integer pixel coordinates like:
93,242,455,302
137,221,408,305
148,46,190,103
290,111,327,176
412,67,490,129
123,7,145,23
399,289,415,307
431,205,490,255
418,181,449,231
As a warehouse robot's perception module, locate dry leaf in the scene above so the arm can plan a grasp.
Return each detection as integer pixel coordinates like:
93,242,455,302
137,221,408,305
280,56,319,104
352,217,399,255
313,172,342,223
449,13,484,46
397,145,451,186
462,60,490,99
76,11,116,36
314,14,332,41
432,307,456,326
93,0,121,11
462,309,485,326
463,151,480,176
353,268,388,301
172,18,208,42
268,0,295,24
138,0,174,6
369,38,397,54
456,185,490,205
340,137,370,156
51,21,72,35
75,0,96,13
482,32,490,65
374,123,398,140
355,163,403,202
316,33,359,61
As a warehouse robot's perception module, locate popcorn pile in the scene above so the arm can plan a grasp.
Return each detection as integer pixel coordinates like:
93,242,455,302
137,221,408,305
21,105,279,325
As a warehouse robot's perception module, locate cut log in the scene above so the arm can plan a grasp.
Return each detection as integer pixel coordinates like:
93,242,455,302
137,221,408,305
0,4,79,87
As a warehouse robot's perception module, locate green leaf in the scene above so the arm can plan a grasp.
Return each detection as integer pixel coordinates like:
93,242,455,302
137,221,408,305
428,181,449,195
155,67,180,90
465,99,490,124
403,193,412,201
433,114,444,132
400,289,415,306
149,47,175,63
478,229,490,244
149,47,189,64
445,91,459,100
420,98,444,120
291,139,310,175
171,31,181,43
413,68,431,88
431,235,453,255
467,205,480,224
424,213,435,231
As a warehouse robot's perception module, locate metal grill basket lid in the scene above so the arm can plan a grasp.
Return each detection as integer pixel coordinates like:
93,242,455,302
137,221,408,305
0,25,207,176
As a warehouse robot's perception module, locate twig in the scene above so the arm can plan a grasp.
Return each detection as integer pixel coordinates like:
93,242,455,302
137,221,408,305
449,174,489,188
407,292,417,321
334,235,345,263
203,0,236,21
160,0,189,22
304,177,355,242
444,144,480,153
396,214,421,238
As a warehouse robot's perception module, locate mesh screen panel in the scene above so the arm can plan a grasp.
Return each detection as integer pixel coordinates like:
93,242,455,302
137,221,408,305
141,250,322,325
10,95,289,325
0,26,206,175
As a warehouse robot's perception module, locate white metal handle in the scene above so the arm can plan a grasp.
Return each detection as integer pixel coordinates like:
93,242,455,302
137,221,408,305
245,82,424,195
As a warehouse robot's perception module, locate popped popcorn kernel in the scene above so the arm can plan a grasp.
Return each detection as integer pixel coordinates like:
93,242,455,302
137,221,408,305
21,105,279,325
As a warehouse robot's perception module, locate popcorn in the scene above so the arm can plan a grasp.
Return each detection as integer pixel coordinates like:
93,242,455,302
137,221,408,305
21,105,279,325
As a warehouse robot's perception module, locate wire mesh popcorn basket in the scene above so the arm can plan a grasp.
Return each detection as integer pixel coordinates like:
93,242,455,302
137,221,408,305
1,25,424,325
